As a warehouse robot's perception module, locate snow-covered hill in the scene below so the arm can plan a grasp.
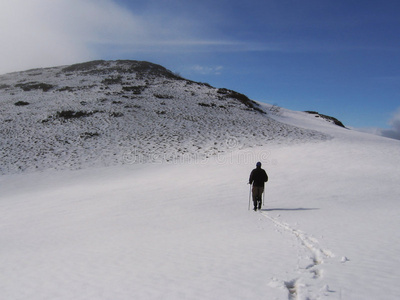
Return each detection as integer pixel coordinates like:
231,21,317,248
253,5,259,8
1,61,399,299
0,60,328,174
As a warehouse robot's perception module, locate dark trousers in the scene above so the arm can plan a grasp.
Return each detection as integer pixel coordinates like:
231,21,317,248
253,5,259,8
252,186,264,209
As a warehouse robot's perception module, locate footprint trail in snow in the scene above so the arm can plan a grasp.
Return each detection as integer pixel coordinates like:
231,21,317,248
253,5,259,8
260,211,337,300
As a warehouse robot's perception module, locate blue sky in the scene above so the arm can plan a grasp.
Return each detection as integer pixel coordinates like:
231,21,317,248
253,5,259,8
1,0,399,133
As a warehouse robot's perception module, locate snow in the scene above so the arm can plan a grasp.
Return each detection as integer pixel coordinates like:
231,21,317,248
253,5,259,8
1,62,400,299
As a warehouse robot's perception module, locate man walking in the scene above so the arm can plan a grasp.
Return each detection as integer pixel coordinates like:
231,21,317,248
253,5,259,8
249,162,268,211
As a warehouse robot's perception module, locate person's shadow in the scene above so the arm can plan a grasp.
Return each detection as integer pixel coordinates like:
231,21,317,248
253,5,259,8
259,208,319,212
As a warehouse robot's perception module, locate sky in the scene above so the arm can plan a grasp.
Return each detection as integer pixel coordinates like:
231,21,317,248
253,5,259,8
1,0,399,135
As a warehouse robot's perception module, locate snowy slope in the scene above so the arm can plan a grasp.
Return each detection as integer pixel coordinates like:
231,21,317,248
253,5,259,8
262,107,400,299
0,60,327,174
1,61,400,299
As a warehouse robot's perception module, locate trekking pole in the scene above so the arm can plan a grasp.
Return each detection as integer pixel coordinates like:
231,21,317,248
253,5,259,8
263,185,266,207
248,183,252,210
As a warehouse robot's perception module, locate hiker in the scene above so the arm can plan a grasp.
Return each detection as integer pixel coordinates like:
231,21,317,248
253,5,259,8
249,162,268,211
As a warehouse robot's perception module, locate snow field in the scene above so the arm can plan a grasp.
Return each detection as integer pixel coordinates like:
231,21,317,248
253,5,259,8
1,161,296,299
1,120,400,299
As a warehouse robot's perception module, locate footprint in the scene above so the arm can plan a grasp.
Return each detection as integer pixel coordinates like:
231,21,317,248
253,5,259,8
341,256,350,263
310,268,321,279
284,279,298,300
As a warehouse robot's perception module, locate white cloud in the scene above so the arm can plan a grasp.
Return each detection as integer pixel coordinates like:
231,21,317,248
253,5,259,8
191,65,224,76
380,108,400,140
0,0,243,74
0,0,91,73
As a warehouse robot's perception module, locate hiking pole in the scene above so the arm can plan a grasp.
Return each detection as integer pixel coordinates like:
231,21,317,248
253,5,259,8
263,185,266,207
248,183,252,210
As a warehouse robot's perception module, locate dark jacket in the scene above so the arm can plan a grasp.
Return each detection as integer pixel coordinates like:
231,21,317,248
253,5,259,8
249,167,268,187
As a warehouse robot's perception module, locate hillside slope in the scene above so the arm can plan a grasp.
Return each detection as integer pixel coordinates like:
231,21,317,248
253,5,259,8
0,60,328,174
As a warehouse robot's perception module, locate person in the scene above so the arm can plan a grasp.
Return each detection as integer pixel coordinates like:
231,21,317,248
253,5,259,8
249,162,268,211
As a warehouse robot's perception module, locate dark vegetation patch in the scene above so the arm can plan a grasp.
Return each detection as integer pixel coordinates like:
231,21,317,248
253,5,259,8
80,132,100,139
56,110,95,119
101,76,123,85
57,85,97,92
217,88,265,114
27,72,43,76
14,101,30,106
42,110,92,123
57,86,75,92
42,108,127,123
124,104,141,109
0,84,10,90
115,60,183,80
198,102,216,108
217,88,230,95
62,60,107,73
196,82,212,88
154,94,174,99
61,60,183,80
109,112,124,118
15,82,54,92
305,111,346,128
122,85,146,94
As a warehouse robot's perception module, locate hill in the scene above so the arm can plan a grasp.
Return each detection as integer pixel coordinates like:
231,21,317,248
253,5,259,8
0,60,329,174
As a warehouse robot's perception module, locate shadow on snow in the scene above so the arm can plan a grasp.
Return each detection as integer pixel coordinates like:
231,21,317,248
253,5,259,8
260,208,319,212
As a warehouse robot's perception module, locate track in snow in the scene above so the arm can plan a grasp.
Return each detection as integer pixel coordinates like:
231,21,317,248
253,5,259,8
260,211,337,300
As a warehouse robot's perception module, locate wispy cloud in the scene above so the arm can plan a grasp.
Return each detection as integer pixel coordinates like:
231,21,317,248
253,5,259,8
190,65,224,76
379,108,400,140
